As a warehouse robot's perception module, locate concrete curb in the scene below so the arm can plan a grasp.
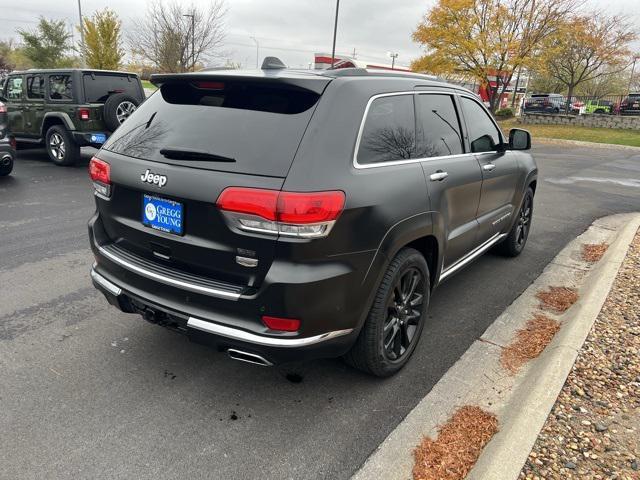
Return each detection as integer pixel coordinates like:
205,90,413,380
351,213,640,480
467,213,640,480
534,137,640,151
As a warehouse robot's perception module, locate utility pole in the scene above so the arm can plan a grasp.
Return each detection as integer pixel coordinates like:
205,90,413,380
183,13,195,71
330,0,340,68
351,47,357,59
511,66,522,108
77,0,86,67
250,36,259,69
389,52,399,70
629,56,638,95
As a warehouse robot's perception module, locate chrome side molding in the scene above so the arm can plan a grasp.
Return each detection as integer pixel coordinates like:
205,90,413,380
440,233,507,281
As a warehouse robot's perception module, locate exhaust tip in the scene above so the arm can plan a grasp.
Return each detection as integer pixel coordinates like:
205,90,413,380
227,348,273,367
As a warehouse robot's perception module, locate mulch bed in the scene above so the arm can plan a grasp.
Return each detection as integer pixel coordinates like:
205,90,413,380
413,406,498,480
582,243,609,263
501,314,561,374
520,231,640,479
536,286,579,313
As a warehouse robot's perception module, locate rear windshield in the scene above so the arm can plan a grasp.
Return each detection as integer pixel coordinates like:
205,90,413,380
102,81,321,177
83,73,139,103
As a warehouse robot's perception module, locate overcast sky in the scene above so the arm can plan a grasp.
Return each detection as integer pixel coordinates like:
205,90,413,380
1,0,638,69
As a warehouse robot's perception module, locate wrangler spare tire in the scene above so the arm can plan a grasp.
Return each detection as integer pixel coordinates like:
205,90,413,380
103,93,140,131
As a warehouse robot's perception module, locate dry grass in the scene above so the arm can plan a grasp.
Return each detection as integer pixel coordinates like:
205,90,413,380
413,406,499,480
501,314,561,374
582,242,609,262
536,286,578,313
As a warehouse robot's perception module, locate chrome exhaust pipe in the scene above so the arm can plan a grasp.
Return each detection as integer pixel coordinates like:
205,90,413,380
227,348,273,367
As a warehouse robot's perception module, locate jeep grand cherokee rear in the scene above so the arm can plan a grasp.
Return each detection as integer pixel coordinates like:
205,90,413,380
89,67,537,376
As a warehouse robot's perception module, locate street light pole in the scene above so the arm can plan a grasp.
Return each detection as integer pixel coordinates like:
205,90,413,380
250,36,259,69
77,0,86,67
389,52,399,70
183,14,195,71
330,0,340,68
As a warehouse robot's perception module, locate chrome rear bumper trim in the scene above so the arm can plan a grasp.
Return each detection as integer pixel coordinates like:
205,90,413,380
97,245,241,300
91,268,122,296
187,316,354,348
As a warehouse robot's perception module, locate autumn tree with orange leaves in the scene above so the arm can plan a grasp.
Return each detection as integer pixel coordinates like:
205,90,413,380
540,14,636,113
411,0,578,112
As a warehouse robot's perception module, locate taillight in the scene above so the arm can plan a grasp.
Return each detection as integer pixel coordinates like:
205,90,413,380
9,137,16,149
216,187,345,238
262,315,300,332
78,108,91,121
0,103,6,113
89,157,111,197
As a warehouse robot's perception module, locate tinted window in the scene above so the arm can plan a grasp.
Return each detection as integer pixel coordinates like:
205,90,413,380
26,75,44,99
6,77,23,101
357,95,416,165
460,97,502,153
103,81,321,177
49,75,73,101
416,94,463,157
83,74,140,103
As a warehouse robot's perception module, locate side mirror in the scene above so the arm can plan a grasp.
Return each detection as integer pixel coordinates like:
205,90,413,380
509,128,531,150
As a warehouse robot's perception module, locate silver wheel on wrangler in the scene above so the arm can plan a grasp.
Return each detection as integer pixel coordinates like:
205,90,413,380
115,101,137,124
49,132,66,160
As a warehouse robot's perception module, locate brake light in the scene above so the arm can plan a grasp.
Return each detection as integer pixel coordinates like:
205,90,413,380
9,137,16,149
0,103,6,113
78,108,90,121
89,157,111,197
262,315,300,332
193,81,225,90
216,187,345,238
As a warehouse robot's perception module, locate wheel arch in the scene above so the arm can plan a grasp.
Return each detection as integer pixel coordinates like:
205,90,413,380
41,113,75,138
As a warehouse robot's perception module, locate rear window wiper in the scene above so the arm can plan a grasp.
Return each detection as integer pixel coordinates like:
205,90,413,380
159,148,236,162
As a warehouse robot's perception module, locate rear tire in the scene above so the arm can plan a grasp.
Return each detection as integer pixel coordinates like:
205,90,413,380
344,248,430,377
496,187,534,257
0,157,13,176
45,125,79,166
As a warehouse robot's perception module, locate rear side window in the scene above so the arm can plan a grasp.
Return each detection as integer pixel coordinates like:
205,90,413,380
460,97,502,153
6,77,23,100
102,81,321,177
416,94,463,158
49,75,73,101
26,75,44,99
357,94,416,165
83,74,139,103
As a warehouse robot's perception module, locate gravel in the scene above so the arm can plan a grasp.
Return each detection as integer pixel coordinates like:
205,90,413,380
519,231,640,479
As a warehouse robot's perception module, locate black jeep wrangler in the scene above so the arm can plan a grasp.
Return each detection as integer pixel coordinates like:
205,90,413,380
1,69,145,166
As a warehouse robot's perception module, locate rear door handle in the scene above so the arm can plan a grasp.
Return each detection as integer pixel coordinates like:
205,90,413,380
429,171,449,182
483,164,496,172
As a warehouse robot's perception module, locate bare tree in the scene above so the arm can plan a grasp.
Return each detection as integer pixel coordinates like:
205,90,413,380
130,1,226,73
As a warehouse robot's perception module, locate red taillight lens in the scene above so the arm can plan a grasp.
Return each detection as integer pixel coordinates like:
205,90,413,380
262,315,300,332
89,157,111,197
216,188,345,238
9,137,16,149
217,188,279,221
0,103,6,113
78,108,90,121
89,157,111,184
277,191,345,224
193,81,225,90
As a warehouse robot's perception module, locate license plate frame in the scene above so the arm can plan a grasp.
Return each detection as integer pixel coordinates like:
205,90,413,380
141,194,184,236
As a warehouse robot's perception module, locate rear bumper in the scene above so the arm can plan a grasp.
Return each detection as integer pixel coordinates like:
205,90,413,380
72,131,111,147
88,213,372,365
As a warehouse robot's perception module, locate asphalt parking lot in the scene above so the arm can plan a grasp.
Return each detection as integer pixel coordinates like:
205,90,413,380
1,143,639,480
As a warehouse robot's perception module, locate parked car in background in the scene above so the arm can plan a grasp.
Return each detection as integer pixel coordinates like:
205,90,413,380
523,93,565,113
584,99,613,114
0,134,15,176
0,69,145,166
88,65,538,377
0,99,7,136
620,93,640,116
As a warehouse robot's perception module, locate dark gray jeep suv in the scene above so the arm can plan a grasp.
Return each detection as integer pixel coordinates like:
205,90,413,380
88,66,537,376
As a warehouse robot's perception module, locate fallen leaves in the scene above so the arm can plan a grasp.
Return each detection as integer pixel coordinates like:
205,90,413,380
536,286,578,313
581,242,608,262
501,314,561,374
413,406,499,480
